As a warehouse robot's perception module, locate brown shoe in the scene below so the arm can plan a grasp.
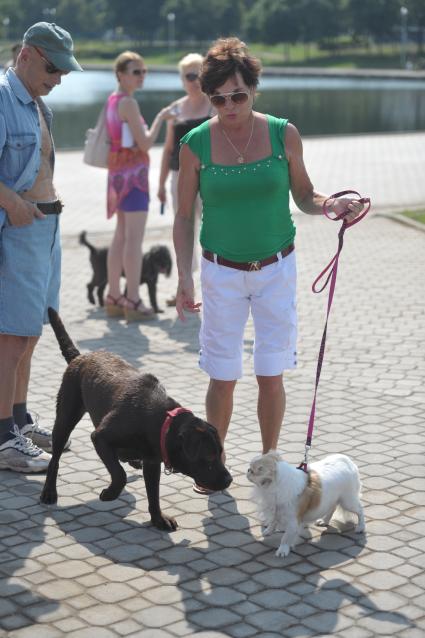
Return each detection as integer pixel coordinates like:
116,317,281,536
105,294,125,318
124,298,156,322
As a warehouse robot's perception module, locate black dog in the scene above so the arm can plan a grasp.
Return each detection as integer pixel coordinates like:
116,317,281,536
40,309,232,530
79,231,172,313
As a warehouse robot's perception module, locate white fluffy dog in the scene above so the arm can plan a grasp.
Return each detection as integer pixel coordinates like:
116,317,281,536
247,450,365,558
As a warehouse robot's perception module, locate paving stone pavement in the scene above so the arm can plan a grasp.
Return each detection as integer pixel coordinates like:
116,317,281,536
0,134,424,637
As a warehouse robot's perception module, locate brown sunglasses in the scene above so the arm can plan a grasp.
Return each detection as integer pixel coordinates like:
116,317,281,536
33,46,63,74
209,91,249,108
184,72,199,82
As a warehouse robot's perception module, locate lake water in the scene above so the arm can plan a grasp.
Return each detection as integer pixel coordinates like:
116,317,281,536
45,70,425,149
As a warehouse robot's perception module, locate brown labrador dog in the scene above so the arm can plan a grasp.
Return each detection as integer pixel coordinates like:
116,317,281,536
40,309,232,530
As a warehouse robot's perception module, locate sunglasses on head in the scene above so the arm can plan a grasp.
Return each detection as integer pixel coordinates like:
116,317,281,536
209,91,250,108
184,72,199,82
131,68,147,76
33,46,62,74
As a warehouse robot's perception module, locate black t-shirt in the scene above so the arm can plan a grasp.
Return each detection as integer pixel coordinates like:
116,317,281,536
169,116,211,171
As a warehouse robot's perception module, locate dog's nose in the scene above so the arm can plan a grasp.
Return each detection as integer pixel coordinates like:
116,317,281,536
224,474,232,488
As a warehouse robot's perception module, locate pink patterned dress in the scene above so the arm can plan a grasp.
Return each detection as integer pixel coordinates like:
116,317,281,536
105,93,150,218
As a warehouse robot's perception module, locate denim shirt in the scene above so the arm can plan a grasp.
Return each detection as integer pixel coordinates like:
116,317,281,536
0,68,55,224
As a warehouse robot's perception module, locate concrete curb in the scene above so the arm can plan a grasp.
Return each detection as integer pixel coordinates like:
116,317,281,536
376,211,425,233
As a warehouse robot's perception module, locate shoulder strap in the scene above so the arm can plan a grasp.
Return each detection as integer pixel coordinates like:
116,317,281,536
267,114,288,157
200,119,211,165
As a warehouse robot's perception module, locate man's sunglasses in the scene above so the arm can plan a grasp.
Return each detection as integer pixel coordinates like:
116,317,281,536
131,68,147,76
33,46,62,74
184,72,199,82
209,91,249,108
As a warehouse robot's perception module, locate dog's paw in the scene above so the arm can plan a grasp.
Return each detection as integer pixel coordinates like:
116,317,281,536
355,522,366,533
315,518,329,527
275,543,290,558
40,487,57,505
99,485,124,501
151,513,178,532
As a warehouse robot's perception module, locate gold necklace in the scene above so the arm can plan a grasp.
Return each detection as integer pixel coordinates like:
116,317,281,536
220,116,255,164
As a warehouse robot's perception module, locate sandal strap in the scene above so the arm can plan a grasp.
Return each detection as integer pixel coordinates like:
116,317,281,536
126,298,141,310
106,294,125,306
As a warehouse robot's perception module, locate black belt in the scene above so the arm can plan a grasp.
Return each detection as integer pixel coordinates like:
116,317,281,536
36,200,63,215
202,243,295,271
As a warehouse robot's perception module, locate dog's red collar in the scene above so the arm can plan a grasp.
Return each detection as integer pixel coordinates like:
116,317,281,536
160,407,192,473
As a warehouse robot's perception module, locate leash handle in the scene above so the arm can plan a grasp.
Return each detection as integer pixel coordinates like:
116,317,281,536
300,190,371,472
323,189,371,227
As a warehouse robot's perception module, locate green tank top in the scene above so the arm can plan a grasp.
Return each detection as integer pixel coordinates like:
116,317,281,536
181,114,295,262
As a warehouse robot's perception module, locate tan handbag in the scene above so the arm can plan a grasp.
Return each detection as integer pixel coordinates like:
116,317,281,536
83,104,110,168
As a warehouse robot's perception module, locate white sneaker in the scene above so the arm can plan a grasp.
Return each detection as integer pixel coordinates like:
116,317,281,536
0,425,51,473
20,413,70,454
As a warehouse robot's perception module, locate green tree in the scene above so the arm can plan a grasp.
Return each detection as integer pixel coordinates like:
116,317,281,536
106,0,166,41
0,0,49,38
405,0,425,53
245,0,301,44
161,0,244,41
347,0,400,40
245,0,346,45
296,0,347,43
55,0,110,38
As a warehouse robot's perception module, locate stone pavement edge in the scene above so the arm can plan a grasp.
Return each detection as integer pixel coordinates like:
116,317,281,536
0,133,424,637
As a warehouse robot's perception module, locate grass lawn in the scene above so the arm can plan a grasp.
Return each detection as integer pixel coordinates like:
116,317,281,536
2,38,420,71
400,209,425,224
76,44,418,69
2,38,416,70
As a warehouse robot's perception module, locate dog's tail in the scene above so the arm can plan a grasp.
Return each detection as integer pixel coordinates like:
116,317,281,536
79,230,96,254
48,308,80,364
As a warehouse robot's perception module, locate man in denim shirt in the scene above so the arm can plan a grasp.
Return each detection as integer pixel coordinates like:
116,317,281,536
0,23,82,472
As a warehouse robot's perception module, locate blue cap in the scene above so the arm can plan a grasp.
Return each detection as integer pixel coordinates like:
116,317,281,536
23,22,82,72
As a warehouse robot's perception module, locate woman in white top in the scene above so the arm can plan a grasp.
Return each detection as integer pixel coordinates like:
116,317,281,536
157,53,213,305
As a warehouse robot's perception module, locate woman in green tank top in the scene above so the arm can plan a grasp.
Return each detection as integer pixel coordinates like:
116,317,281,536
173,38,364,493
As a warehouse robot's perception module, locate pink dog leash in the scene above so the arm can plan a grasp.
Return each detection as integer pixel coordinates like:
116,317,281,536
298,190,371,473
161,407,193,474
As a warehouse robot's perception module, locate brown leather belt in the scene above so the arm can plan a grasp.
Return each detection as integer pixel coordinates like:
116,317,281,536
202,243,295,271
36,200,63,215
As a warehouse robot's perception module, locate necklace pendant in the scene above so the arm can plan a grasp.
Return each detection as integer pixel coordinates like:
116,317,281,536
237,155,244,164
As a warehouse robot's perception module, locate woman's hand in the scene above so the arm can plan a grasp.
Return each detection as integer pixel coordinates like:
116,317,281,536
175,277,202,322
159,105,178,121
157,184,166,204
329,196,365,223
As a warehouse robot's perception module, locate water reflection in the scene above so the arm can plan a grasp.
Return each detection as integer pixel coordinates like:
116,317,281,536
47,71,425,148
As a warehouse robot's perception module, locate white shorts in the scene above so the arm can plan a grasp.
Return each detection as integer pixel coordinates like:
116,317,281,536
199,250,297,380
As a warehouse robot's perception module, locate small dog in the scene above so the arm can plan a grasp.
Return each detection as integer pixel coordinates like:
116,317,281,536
79,231,172,313
40,309,232,530
247,451,365,558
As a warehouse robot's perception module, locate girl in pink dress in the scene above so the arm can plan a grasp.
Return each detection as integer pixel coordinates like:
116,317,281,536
105,51,172,321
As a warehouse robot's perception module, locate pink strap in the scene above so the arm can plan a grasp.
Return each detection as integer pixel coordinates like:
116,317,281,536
299,191,371,472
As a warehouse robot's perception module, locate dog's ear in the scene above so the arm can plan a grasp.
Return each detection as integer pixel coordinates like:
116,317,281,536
265,450,282,463
179,427,203,462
